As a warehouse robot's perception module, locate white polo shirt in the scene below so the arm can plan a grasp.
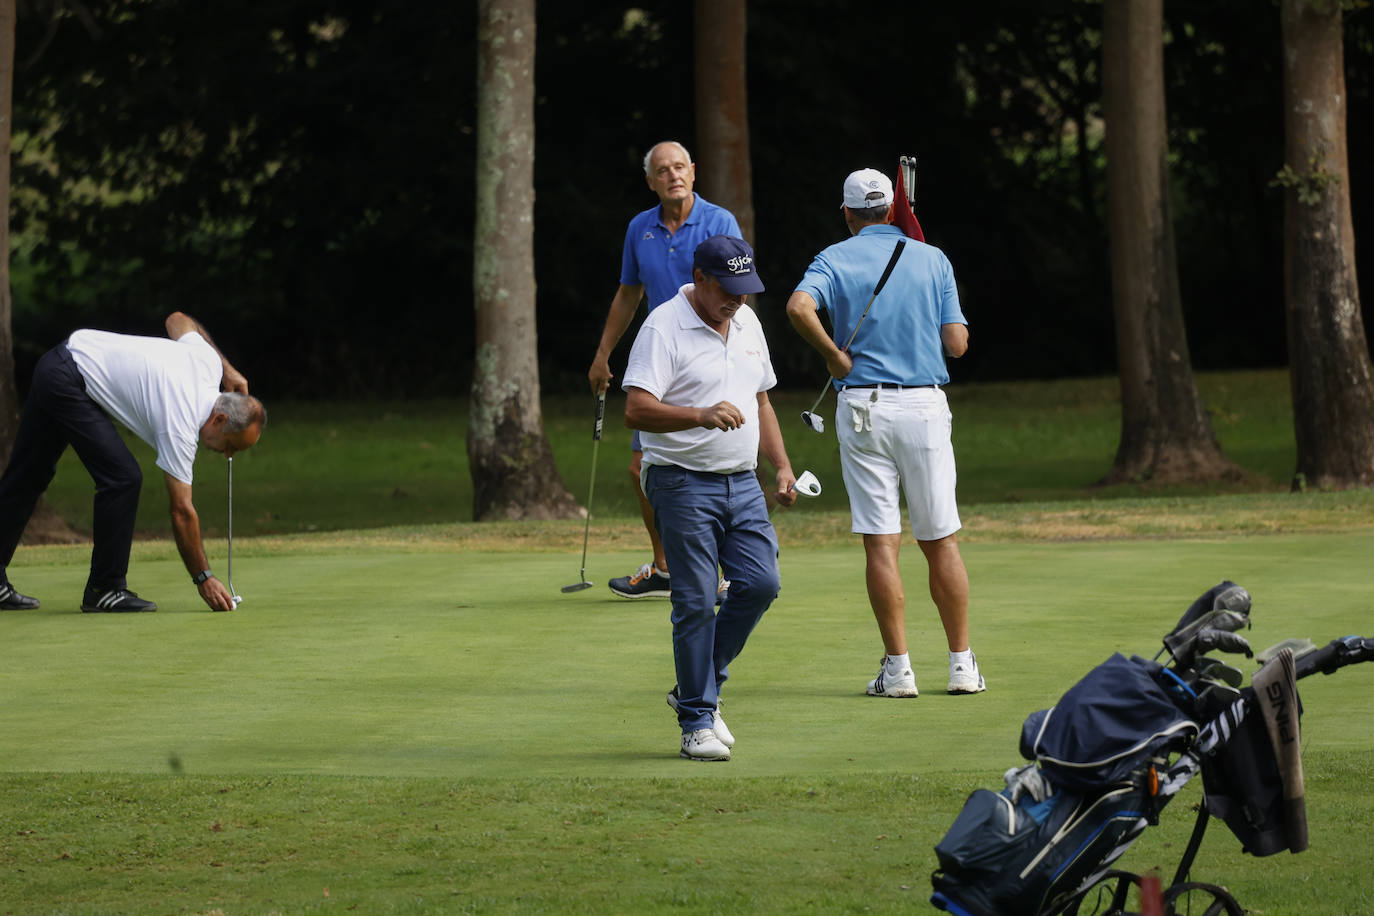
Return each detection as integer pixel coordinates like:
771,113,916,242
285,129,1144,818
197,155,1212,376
66,330,223,484
622,284,777,475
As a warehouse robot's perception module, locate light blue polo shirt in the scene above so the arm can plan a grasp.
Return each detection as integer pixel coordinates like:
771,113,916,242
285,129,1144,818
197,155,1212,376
795,224,966,388
620,193,742,311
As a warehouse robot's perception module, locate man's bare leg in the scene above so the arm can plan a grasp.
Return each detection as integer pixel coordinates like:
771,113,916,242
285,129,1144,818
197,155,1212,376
862,533,906,655
918,533,969,652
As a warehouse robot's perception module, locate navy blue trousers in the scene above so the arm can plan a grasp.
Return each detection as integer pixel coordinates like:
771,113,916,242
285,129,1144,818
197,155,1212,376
642,465,781,733
0,344,141,591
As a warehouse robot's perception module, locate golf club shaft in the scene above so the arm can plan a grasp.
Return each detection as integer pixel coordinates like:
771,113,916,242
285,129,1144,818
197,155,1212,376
227,456,235,595
900,154,918,207
577,392,606,579
805,376,831,414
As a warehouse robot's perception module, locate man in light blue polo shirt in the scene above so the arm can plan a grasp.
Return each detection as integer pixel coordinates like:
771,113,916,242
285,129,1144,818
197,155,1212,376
786,167,986,700
588,141,743,600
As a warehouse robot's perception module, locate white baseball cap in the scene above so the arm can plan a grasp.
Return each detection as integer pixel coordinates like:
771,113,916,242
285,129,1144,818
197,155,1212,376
841,168,894,210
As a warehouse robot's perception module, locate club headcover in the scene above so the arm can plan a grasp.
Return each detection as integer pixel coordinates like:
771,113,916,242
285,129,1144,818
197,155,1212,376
800,411,825,434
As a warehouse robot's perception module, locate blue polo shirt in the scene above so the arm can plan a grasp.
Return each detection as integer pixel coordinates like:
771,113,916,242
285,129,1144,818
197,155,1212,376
620,193,742,311
795,223,966,388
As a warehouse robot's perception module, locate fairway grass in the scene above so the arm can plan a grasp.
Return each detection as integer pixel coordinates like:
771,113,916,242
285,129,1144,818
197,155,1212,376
3,523,1374,913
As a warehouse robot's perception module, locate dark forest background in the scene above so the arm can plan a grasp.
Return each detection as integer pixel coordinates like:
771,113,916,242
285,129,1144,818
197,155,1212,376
8,0,1371,399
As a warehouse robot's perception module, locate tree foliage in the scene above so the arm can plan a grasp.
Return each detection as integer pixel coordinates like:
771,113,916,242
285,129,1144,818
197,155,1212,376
6,0,1370,398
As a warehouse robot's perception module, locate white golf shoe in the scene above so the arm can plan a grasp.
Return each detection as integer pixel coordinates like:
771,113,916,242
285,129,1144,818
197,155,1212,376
947,653,987,694
680,729,730,761
667,687,734,747
866,657,919,697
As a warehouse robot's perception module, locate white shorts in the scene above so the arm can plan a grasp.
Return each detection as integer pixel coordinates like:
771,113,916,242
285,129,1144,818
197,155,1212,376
835,386,961,540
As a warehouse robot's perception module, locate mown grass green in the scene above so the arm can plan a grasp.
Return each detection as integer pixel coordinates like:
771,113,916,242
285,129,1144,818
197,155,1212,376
3,526,1373,913
6,371,1373,914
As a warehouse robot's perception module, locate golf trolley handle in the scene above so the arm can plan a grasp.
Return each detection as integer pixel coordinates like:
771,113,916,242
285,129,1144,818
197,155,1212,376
1294,635,1374,680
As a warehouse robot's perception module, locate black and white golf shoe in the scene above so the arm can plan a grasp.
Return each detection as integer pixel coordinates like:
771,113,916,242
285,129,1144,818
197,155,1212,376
81,587,158,613
0,580,40,611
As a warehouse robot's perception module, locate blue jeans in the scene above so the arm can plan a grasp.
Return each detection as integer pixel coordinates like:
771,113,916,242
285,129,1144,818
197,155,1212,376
643,465,781,732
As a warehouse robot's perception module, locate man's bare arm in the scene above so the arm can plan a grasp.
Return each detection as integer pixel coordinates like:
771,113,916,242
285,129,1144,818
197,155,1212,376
786,290,853,379
165,474,237,612
625,387,745,433
756,391,797,506
587,284,645,394
165,311,249,394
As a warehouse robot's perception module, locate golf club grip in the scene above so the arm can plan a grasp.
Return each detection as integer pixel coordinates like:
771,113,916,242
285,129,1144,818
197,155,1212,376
873,240,906,297
593,392,605,441
1295,635,1374,679
901,154,918,206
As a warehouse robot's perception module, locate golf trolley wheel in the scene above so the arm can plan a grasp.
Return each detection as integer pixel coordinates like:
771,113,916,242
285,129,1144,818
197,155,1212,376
1161,881,1242,916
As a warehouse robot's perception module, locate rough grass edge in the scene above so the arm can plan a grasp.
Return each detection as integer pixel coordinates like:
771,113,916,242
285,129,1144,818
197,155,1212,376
16,490,1374,562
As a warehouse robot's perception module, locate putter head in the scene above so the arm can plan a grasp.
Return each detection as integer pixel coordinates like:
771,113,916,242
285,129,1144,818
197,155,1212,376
561,581,594,593
230,595,243,608
800,411,825,434
794,470,822,497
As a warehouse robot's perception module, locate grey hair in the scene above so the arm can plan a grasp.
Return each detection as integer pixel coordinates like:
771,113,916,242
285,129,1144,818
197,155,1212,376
643,140,692,174
849,200,891,224
214,392,267,433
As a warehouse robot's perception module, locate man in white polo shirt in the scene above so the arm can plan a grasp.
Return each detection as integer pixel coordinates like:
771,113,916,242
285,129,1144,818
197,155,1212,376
0,312,264,614
623,234,798,761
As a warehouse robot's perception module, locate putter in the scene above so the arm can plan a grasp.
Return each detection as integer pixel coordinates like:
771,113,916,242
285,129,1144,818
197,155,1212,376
799,239,907,434
772,470,822,514
793,469,822,497
227,456,242,607
561,391,605,593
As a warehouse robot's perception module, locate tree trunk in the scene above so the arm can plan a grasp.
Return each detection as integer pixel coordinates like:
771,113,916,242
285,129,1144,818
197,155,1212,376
0,0,19,449
1279,0,1374,491
468,0,579,521
693,0,755,243
0,1,79,545
1100,0,1240,485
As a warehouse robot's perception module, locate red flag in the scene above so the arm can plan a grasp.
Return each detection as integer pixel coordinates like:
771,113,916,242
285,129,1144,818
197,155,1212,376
892,165,925,242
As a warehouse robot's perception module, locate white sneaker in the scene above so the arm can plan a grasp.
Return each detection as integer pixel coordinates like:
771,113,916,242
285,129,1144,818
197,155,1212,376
667,687,734,747
680,728,730,761
948,653,987,694
866,657,919,697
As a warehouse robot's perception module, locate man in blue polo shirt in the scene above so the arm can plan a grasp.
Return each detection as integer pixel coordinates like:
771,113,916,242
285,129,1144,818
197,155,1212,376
587,141,743,600
786,167,986,699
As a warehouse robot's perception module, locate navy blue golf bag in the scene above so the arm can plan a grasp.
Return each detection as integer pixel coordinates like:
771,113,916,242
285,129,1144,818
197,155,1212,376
929,581,1373,916
930,654,1197,916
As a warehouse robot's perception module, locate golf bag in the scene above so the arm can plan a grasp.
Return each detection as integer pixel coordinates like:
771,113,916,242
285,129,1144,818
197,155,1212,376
930,655,1197,916
929,581,1373,916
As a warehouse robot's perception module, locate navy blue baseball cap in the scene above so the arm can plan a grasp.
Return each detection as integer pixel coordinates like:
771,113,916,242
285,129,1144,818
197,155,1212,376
693,235,766,295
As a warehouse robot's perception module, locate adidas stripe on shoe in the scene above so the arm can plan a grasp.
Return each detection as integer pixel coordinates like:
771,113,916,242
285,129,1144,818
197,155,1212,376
81,588,158,613
866,656,919,697
0,581,40,611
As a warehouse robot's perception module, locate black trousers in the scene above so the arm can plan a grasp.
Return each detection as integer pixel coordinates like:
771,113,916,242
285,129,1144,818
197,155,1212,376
0,344,141,591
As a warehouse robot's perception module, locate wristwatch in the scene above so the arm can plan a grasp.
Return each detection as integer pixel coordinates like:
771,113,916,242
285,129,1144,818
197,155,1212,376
192,569,214,585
